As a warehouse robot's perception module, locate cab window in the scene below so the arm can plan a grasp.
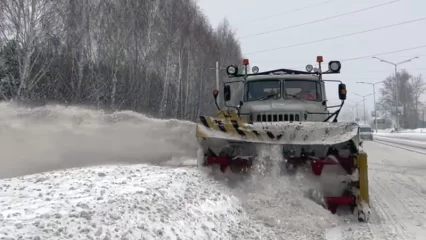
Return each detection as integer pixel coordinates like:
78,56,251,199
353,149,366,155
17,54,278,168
283,80,321,101
246,80,281,101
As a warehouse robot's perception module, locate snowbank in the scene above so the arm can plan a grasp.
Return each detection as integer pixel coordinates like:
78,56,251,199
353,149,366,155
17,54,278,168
0,102,199,178
0,102,349,240
218,146,343,239
374,132,426,142
0,164,272,240
373,135,426,150
377,128,426,134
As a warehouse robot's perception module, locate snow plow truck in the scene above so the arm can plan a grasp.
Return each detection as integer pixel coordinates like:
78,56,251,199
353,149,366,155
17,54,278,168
195,57,370,222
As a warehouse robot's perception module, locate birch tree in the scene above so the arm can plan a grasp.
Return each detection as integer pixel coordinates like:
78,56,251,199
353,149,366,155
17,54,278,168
0,0,243,121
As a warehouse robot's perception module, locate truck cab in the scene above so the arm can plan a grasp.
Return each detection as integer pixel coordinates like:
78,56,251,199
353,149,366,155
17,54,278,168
229,74,328,123
221,57,346,123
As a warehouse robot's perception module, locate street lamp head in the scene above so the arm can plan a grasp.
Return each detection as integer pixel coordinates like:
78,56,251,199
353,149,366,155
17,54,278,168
356,81,373,85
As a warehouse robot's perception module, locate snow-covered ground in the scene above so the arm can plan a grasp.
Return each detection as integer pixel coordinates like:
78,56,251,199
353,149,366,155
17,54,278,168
375,128,426,142
1,102,426,240
0,165,266,240
358,141,426,240
378,128,426,133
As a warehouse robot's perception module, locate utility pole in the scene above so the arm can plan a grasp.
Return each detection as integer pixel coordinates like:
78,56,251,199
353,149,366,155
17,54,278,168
353,93,373,124
372,56,419,132
348,100,363,122
353,104,359,122
357,80,385,132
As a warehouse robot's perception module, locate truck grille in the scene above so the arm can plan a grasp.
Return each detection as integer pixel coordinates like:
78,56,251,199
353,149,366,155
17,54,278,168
256,113,300,122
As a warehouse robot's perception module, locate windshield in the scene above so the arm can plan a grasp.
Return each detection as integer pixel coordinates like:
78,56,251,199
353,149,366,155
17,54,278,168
246,80,281,101
359,127,372,132
283,80,321,101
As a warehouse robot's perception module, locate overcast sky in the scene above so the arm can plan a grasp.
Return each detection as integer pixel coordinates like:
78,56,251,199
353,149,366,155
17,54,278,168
196,0,426,118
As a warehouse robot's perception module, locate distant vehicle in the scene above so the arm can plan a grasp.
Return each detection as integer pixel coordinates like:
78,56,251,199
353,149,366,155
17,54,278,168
359,124,373,141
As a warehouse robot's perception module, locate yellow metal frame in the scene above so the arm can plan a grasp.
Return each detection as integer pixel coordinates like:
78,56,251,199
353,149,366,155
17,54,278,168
215,110,245,121
196,110,247,141
353,150,370,220
357,151,369,204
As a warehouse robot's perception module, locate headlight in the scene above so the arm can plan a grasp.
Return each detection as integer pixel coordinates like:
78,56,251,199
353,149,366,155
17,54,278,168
226,65,238,75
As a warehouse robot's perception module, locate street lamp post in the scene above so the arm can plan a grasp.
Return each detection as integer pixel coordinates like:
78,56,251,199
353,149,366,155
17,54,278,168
347,99,364,122
356,80,385,132
372,56,419,131
353,93,373,124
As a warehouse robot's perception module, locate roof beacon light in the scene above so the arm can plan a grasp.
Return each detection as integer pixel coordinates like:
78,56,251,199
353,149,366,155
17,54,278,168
242,59,249,66
305,64,313,72
329,61,341,72
226,65,238,75
252,66,259,73
316,56,323,63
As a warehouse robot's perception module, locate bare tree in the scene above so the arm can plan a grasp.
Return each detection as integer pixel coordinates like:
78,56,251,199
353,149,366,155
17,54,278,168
0,0,243,121
410,74,425,126
0,0,58,100
378,70,426,128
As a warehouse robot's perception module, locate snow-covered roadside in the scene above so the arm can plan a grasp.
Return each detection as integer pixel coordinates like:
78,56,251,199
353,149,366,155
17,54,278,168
374,132,426,142
373,135,426,150
377,128,426,133
0,164,273,240
0,102,346,240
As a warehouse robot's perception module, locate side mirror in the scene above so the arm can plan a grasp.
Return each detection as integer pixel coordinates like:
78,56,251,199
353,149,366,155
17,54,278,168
338,83,346,100
224,85,231,101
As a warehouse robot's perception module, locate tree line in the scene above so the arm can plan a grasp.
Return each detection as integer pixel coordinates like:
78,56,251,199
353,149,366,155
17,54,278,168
0,0,243,121
377,70,425,128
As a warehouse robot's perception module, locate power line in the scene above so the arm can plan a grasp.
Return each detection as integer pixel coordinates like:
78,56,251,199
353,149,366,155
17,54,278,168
241,0,401,39
340,45,426,62
244,17,426,55
251,0,337,22
288,45,426,69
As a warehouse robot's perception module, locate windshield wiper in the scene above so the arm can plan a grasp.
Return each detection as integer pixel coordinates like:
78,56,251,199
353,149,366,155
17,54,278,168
254,93,279,101
287,94,305,102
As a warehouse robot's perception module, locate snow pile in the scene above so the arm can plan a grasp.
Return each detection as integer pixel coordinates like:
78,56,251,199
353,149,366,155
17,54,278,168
373,135,426,150
0,102,349,239
374,132,426,142
377,127,426,134
214,145,343,240
0,102,198,178
232,175,342,239
0,164,272,240
396,128,426,133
